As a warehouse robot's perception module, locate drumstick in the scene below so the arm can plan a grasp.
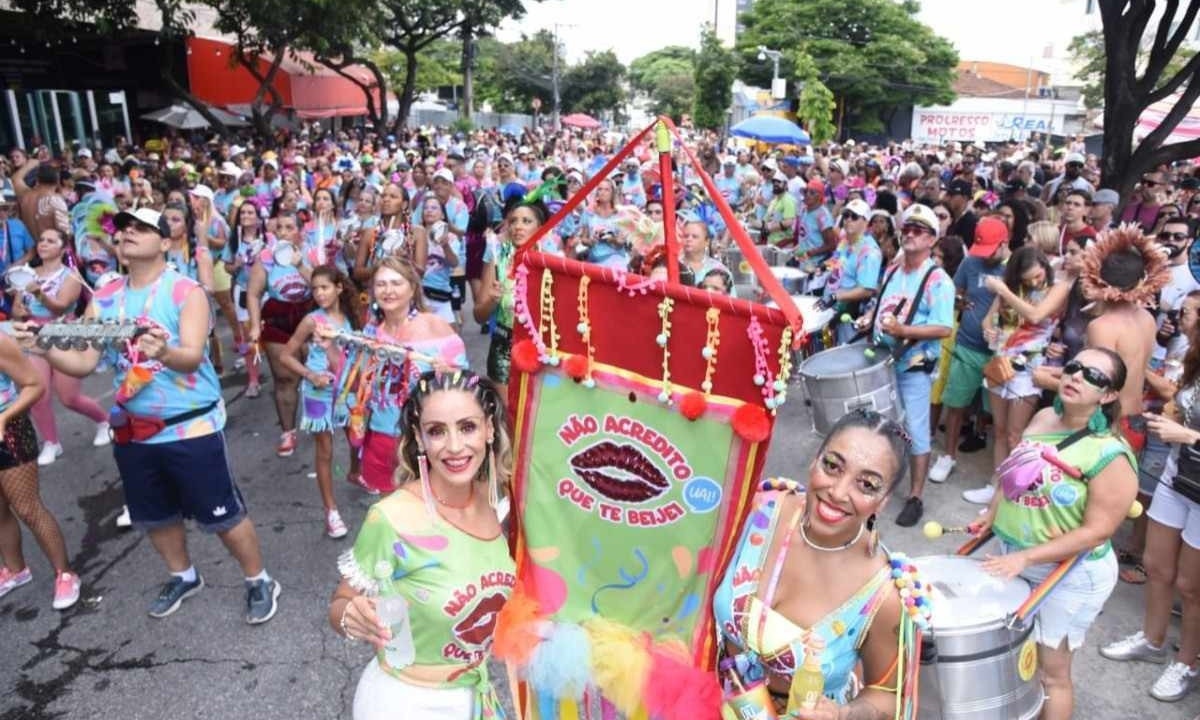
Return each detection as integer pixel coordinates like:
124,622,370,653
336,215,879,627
922,520,983,540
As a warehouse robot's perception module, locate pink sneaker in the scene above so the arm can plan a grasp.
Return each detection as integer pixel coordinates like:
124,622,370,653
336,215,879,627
325,509,348,539
0,566,32,599
276,430,297,457
347,472,379,496
53,571,81,610
245,382,262,399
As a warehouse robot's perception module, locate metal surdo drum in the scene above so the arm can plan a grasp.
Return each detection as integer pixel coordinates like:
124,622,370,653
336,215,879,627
769,266,807,295
915,556,1044,720
797,343,901,435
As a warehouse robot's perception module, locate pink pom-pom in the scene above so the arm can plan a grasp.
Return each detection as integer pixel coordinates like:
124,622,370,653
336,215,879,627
644,644,722,720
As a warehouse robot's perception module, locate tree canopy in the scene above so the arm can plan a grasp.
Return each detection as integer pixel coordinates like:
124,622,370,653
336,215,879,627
693,26,736,131
735,0,957,136
562,50,628,123
629,46,696,121
1094,1,1200,202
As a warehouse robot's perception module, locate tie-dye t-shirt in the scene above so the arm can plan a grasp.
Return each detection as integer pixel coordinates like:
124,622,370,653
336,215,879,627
364,321,469,436
92,268,225,443
0,371,18,413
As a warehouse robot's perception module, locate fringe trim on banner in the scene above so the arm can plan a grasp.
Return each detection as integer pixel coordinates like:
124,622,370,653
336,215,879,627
494,589,722,720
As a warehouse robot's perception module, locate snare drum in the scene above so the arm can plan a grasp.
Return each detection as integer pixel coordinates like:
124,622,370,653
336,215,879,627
914,555,1044,720
798,343,902,435
4,264,36,292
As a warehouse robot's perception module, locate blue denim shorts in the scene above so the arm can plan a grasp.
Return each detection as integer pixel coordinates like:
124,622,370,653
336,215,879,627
114,431,247,534
896,369,933,455
1004,542,1118,651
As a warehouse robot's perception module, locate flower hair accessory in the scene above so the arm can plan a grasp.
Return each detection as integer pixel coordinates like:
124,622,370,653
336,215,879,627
1080,223,1171,306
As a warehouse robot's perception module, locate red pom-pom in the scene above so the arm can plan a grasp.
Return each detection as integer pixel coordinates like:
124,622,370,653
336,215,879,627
732,403,771,442
511,339,541,374
563,354,589,380
679,391,707,421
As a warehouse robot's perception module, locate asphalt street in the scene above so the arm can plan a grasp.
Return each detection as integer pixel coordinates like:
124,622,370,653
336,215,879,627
1,311,1198,719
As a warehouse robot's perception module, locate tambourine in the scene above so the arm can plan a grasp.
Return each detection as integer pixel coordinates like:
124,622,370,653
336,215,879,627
94,271,123,290
272,242,298,267
32,319,148,352
4,264,36,292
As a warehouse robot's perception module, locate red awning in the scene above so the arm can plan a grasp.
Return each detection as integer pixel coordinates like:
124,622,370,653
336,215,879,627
185,37,381,119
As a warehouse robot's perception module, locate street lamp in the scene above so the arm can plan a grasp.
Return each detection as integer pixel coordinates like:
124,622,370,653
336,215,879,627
757,46,786,99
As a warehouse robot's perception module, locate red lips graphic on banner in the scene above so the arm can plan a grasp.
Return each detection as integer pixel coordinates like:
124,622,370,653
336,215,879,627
569,440,669,503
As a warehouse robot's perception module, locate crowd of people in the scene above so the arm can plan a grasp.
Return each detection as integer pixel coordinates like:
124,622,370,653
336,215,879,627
0,120,1197,719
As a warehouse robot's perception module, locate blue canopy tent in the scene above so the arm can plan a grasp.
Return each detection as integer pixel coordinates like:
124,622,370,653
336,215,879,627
730,115,811,145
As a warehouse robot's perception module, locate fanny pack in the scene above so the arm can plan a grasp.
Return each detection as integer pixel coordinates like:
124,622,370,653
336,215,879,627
1173,444,1200,504
422,286,455,303
110,401,218,445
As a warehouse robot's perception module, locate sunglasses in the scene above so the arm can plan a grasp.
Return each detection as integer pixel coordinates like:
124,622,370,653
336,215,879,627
1159,231,1190,242
901,223,932,236
1142,178,1161,187
1062,360,1112,389
841,211,863,222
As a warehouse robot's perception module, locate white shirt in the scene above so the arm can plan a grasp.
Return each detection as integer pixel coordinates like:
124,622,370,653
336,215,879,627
1154,262,1200,363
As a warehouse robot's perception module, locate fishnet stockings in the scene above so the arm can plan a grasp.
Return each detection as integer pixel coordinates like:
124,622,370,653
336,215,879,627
0,462,69,572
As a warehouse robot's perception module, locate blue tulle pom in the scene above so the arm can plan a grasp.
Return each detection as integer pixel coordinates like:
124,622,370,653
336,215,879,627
526,622,592,700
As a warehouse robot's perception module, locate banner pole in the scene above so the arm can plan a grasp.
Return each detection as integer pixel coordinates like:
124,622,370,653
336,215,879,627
656,119,680,285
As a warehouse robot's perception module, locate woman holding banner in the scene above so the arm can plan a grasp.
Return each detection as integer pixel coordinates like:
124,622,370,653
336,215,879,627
713,409,930,719
975,347,1137,720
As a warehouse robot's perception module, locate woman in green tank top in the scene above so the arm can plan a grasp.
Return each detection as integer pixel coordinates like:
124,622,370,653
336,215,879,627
328,369,515,720
976,347,1137,720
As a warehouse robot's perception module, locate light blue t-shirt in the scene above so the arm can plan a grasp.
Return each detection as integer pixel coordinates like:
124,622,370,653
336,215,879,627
796,205,834,257
872,258,955,367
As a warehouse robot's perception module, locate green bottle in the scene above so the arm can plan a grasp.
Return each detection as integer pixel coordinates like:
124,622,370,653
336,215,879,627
787,643,824,712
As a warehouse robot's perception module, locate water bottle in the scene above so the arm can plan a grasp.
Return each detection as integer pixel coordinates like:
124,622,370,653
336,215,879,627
375,595,415,669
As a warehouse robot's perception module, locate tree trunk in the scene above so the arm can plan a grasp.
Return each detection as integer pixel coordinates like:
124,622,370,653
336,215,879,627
318,54,391,135
391,45,420,134
461,28,475,121
237,45,287,143
158,40,229,136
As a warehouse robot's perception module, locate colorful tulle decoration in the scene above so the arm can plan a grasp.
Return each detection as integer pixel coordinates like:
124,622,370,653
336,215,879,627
115,364,155,404
644,640,723,720
492,587,545,668
584,617,650,716
527,622,592,700
83,201,119,238
613,205,664,257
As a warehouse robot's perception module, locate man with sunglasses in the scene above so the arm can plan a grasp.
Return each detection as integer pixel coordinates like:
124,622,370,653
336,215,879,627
858,204,955,526
825,198,881,344
1041,151,1094,206
794,177,836,263
1122,170,1169,232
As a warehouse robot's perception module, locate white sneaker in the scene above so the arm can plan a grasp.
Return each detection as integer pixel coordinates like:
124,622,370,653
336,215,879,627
115,505,132,529
325,509,348,539
962,484,996,505
929,455,956,483
93,422,111,447
1150,661,1199,702
37,442,62,466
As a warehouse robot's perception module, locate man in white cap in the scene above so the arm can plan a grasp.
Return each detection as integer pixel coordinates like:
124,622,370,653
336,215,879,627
1041,151,1094,205
715,156,743,210
856,203,955,527
619,158,646,208
764,170,798,246
412,168,470,241
14,207,281,625
825,198,882,344
214,162,243,216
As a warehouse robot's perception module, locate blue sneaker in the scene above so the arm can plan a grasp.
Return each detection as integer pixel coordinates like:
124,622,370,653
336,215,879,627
245,578,280,625
148,575,204,618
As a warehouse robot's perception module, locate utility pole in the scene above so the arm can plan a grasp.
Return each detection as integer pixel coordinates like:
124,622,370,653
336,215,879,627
551,22,576,131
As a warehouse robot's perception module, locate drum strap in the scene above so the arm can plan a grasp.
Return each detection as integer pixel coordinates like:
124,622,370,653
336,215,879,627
870,263,939,362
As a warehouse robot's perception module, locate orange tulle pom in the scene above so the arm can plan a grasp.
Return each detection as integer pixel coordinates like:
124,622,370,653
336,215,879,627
563,354,589,381
492,587,544,668
512,339,542,375
678,391,707,421
115,364,155,403
731,402,771,442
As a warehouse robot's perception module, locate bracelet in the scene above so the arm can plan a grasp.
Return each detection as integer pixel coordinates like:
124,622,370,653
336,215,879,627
339,598,354,639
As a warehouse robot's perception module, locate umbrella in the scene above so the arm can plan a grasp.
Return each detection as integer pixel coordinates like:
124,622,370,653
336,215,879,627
498,123,524,137
561,112,602,130
141,103,249,130
730,115,811,145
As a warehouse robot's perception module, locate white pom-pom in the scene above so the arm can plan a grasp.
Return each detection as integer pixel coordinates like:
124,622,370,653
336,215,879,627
773,379,786,392
655,333,668,347
657,390,671,403
753,373,765,386
701,380,713,392
576,322,589,335
701,346,714,359
582,378,596,389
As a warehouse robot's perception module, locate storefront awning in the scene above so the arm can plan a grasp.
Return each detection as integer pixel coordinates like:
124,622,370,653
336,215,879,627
185,37,381,119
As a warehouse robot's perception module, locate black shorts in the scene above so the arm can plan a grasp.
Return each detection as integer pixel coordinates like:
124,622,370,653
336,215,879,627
0,413,39,470
114,431,248,534
450,276,467,311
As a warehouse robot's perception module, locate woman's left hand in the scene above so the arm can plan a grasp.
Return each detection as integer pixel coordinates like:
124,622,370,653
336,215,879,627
981,551,1029,581
786,696,841,720
1145,412,1199,445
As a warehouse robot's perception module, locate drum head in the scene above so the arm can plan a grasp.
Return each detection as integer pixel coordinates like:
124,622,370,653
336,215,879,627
799,342,886,377
4,265,35,289
273,243,297,266
913,555,1029,630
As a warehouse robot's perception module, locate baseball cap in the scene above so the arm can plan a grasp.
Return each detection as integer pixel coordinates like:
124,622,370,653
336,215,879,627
219,161,242,177
771,170,788,184
77,148,93,159
1093,188,1120,206
229,144,246,157
806,178,826,194
946,178,973,196
497,153,514,165
721,156,736,166
189,184,215,201
1065,152,1086,165
842,199,871,219
969,216,1009,257
114,207,166,236
902,204,939,236
432,168,455,184
263,158,278,170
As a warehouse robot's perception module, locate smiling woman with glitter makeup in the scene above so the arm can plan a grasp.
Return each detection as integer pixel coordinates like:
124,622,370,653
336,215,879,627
712,410,932,720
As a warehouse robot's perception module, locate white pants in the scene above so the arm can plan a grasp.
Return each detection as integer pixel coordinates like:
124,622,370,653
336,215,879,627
353,658,474,720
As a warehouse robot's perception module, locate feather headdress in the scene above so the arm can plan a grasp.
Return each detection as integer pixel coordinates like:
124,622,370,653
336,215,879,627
1080,223,1171,307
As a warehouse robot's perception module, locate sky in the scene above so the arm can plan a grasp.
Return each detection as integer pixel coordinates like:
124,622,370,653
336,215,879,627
496,0,1095,75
